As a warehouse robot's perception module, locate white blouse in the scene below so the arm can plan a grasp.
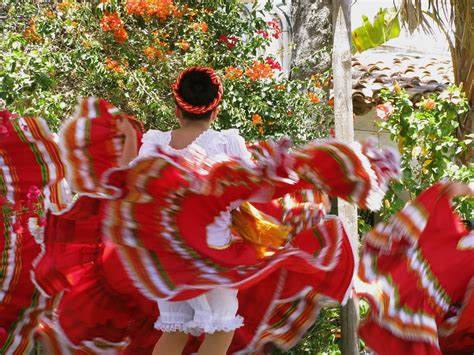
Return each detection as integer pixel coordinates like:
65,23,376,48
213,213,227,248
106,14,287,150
137,128,252,164
136,128,253,250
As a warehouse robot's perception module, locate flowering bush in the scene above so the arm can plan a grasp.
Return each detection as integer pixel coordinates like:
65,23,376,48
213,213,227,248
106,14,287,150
375,86,473,219
0,185,45,235
0,0,333,142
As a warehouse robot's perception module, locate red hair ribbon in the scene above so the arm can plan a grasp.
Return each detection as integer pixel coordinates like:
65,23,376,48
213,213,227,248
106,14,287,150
172,66,223,115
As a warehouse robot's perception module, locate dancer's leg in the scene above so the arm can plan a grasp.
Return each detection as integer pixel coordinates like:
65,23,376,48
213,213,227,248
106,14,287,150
198,331,235,355
153,332,189,355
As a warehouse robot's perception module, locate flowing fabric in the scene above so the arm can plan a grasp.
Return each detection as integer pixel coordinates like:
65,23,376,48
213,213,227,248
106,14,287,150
59,97,143,197
0,110,66,354
356,182,474,354
33,196,160,354
0,97,400,354
34,196,351,354
55,98,399,352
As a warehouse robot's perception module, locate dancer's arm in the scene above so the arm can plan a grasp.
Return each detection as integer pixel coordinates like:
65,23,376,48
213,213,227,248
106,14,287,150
117,119,138,166
444,181,474,199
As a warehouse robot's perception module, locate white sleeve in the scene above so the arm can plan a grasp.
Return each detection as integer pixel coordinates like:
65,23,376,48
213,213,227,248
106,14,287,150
137,130,163,158
221,129,253,166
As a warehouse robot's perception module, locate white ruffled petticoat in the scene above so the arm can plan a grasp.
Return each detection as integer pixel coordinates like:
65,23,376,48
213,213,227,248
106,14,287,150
154,288,243,336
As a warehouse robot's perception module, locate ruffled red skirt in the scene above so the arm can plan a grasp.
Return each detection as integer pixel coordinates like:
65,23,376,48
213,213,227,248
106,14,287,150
0,110,66,354
357,182,474,354
34,194,354,354
32,97,400,353
33,196,160,353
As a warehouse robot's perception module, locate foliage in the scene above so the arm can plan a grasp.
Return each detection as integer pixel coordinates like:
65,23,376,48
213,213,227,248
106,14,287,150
0,0,333,142
352,8,400,53
396,0,473,109
0,185,45,235
271,304,342,355
375,86,473,219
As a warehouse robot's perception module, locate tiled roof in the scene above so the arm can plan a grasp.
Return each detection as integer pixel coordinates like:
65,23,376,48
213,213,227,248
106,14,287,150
351,48,453,114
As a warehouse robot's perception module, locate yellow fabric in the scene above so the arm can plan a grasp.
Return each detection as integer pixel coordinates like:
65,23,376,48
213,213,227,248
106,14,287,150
231,202,292,258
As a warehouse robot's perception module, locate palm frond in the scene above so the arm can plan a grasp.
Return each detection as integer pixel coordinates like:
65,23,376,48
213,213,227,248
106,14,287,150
398,0,450,32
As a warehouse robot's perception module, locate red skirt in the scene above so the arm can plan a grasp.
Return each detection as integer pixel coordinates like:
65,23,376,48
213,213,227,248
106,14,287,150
34,190,354,354
357,182,474,354
99,136,398,302
0,110,66,354
33,196,160,353
49,97,400,353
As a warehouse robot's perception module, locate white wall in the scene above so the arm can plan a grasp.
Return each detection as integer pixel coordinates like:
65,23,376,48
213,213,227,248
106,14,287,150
353,108,396,149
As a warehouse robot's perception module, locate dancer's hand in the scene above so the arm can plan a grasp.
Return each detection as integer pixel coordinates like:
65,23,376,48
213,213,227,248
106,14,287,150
117,118,135,138
117,118,138,166
445,182,474,199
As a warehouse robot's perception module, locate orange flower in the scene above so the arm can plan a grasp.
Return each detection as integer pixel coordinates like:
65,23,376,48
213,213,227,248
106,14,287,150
144,45,156,58
224,66,243,80
99,12,128,43
275,84,285,91
154,39,168,46
327,98,334,107
173,7,185,17
421,98,436,110
177,41,190,50
252,114,263,125
23,18,42,42
71,21,78,27
245,61,274,81
307,92,320,103
126,0,177,21
100,12,123,32
58,0,73,12
187,9,197,21
143,45,163,59
190,22,208,32
114,28,128,43
258,126,265,134
46,10,55,18
105,57,125,74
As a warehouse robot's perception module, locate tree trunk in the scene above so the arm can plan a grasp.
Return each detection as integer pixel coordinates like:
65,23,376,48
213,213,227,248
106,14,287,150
332,1,359,354
452,0,473,161
290,0,333,79
451,0,473,102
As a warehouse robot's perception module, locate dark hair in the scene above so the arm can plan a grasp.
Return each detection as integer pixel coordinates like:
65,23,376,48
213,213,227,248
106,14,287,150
462,220,474,231
177,71,219,120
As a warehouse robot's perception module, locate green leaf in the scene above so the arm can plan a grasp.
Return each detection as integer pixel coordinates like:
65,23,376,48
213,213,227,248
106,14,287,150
352,8,401,53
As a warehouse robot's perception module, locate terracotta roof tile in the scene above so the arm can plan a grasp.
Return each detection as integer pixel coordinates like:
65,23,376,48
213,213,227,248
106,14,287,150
350,48,454,115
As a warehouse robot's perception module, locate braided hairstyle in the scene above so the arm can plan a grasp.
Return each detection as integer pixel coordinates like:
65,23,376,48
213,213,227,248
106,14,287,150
172,66,223,120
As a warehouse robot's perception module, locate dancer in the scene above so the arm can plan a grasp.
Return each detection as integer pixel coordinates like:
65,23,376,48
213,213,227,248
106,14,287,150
104,67,399,354
357,181,474,355
117,67,259,355
40,68,399,353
